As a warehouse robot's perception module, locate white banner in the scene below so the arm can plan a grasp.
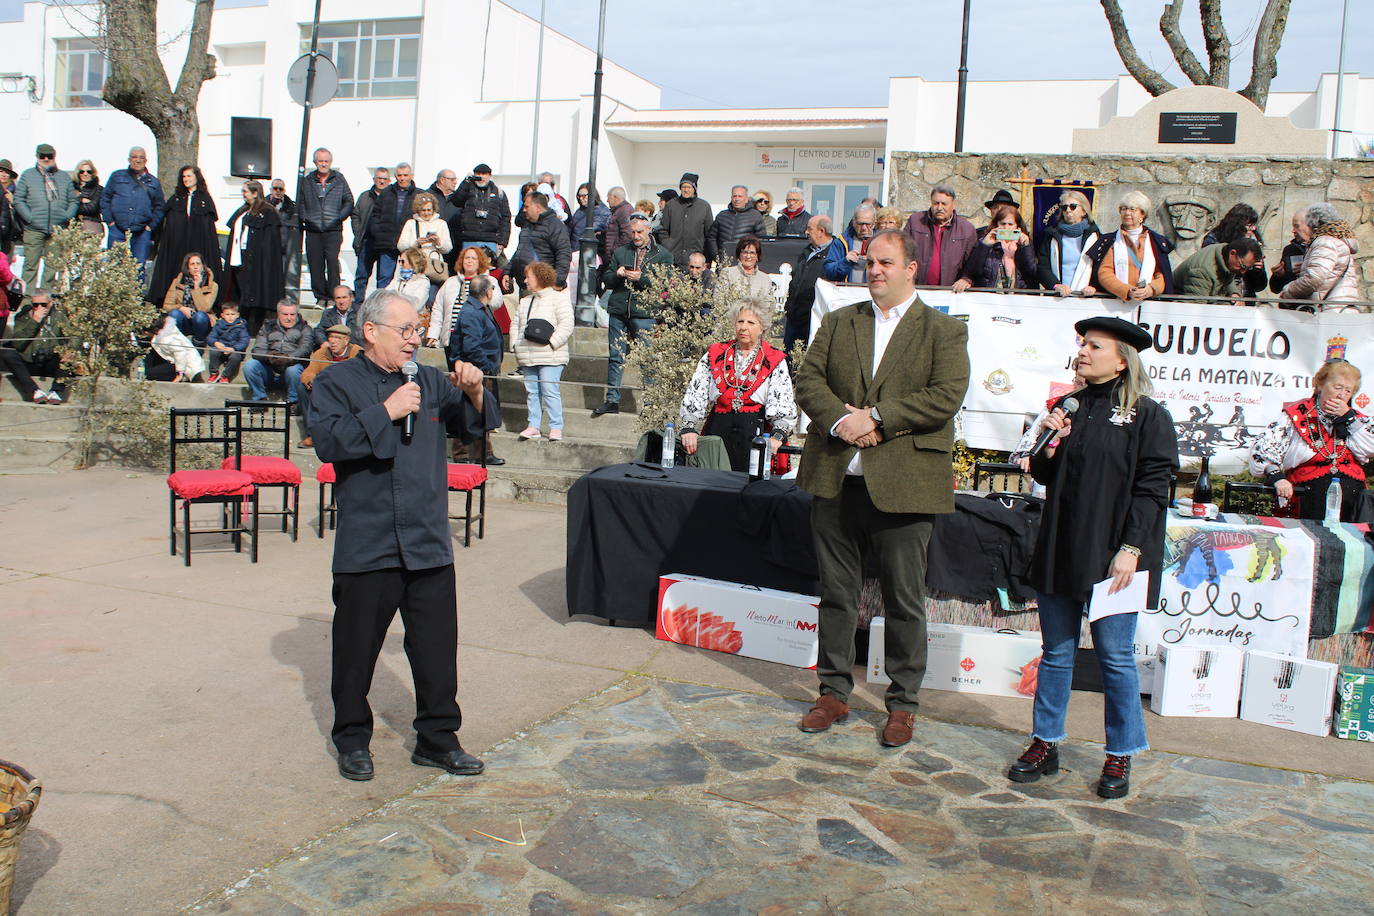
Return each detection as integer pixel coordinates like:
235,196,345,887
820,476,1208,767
809,283,1370,468
1137,519,1315,662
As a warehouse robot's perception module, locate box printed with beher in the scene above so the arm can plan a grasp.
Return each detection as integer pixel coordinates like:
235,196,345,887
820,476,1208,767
1150,645,1243,718
656,574,820,668
869,620,1043,699
1239,650,1339,737
1335,665,1374,742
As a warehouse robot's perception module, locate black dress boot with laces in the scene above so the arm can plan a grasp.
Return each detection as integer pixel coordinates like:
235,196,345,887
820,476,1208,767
1097,754,1131,799
1007,737,1059,783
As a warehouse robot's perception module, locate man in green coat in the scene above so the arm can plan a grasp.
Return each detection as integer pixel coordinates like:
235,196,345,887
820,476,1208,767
794,229,970,748
1172,238,1264,300
0,290,68,403
13,143,77,292
593,212,673,416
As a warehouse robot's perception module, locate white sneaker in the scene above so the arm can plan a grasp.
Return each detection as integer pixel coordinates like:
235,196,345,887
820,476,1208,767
31,390,48,404
46,391,63,404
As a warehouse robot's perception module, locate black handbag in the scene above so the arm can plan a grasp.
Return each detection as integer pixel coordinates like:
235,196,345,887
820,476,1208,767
521,296,555,345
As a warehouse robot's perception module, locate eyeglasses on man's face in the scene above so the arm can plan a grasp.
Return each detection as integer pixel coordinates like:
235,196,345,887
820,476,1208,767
374,322,422,340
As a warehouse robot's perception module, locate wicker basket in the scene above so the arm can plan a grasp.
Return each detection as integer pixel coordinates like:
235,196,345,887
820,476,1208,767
0,760,41,916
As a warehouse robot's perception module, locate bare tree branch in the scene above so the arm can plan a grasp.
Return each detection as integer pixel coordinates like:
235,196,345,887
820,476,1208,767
174,0,217,106
1240,0,1291,109
1198,0,1233,85
1160,1,1210,87
1100,0,1177,98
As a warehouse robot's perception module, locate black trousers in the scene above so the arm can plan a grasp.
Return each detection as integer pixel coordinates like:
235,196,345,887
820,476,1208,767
0,349,65,400
330,564,463,755
812,477,933,712
306,228,343,303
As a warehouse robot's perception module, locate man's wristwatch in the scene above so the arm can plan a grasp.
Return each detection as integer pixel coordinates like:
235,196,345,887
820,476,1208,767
869,406,883,429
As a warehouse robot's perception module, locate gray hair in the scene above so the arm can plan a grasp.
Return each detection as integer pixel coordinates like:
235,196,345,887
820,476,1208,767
732,184,749,194
128,146,146,157
1304,202,1340,229
1118,190,1152,215
312,147,332,158
1059,189,1091,212
29,287,53,301
931,184,957,200
608,185,626,199
854,203,877,220
373,167,391,177
357,289,416,341
469,274,495,300
785,186,803,197
727,298,771,327
395,161,413,172
275,299,298,313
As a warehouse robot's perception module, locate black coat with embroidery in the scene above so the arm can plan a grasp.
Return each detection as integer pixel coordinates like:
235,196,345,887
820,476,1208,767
1028,378,1178,606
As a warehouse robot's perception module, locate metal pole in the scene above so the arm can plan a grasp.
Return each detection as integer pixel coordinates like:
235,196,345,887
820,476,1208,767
1331,0,1350,159
529,0,547,180
293,0,324,304
954,0,972,152
576,0,607,315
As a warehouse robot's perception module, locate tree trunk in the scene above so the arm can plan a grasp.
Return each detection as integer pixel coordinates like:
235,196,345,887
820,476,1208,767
100,0,217,191
1099,0,1177,98
1240,0,1292,111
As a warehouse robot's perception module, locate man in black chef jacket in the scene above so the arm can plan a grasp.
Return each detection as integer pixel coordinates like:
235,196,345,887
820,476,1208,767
308,288,499,781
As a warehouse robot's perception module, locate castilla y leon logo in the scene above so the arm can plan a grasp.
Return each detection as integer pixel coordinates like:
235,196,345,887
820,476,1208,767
760,153,771,164
1326,335,1349,361
1357,394,1371,410
983,368,1013,395
960,657,976,672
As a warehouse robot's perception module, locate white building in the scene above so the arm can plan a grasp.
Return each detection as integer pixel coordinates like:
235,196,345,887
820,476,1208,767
1,0,1369,241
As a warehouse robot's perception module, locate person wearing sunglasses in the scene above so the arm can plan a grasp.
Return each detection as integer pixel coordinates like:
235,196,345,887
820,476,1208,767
1035,189,1101,296
71,160,103,238
753,191,777,237
13,143,77,292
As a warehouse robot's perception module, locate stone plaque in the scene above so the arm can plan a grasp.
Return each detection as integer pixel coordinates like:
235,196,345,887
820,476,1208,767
1158,112,1238,145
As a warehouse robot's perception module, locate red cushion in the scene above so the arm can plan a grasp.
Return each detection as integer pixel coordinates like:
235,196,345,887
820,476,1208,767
167,470,255,499
316,463,336,483
446,463,488,490
222,455,302,485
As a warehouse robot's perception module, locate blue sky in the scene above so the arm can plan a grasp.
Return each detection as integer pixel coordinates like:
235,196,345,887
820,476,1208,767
3,0,1368,109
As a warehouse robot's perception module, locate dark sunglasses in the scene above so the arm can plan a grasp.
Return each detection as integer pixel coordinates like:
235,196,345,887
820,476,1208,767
1062,203,1079,211
78,169,93,175
755,198,768,205
38,154,54,161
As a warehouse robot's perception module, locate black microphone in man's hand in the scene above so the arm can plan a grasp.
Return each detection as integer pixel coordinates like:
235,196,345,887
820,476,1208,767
401,360,419,443
1028,396,1080,459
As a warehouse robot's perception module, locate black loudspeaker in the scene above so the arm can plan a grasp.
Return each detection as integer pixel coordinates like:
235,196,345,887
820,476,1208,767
229,117,272,179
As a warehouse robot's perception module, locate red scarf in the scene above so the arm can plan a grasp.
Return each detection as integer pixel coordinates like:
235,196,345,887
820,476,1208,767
1282,397,1366,484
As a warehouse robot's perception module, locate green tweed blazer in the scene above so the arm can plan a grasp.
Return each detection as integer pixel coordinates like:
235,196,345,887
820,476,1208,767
795,298,971,514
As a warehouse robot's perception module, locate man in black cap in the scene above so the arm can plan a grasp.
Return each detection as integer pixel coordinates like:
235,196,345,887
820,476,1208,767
655,173,713,267
14,144,76,291
451,164,511,262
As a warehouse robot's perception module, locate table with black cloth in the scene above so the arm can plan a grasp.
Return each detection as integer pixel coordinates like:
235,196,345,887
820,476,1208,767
565,463,816,625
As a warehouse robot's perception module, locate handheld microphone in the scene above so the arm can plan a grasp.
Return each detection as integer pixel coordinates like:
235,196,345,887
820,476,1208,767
401,360,419,443
1028,396,1079,459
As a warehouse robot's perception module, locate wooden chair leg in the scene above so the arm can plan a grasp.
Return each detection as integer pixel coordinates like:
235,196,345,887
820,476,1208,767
250,492,259,563
478,483,486,540
464,488,473,547
291,485,299,541
169,492,177,556
183,500,192,567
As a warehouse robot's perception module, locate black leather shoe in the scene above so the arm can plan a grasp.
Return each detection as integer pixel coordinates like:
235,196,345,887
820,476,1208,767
412,746,485,776
591,401,620,417
1097,754,1131,799
1007,738,1059,783
337,749,374,781
485,456,506,467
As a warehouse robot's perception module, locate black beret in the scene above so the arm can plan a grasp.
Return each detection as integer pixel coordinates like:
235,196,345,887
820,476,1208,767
1073,316,1152,352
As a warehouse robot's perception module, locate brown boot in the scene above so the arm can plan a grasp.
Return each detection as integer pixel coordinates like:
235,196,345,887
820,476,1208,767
799,694,849,733
880,710,915,748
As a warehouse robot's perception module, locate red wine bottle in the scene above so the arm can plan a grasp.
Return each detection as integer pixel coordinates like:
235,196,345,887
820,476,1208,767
1192,457,1212,518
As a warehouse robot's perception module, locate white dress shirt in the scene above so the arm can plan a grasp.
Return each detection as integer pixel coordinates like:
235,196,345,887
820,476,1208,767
832,291,918,476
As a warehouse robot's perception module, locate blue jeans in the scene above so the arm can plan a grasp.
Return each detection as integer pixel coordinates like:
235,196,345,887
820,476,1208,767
171,309,212,344
605,314,655,404
243,358,305,404
520,364,564,430
1032,591,1148,756
375,249,399,291
353,240,380,301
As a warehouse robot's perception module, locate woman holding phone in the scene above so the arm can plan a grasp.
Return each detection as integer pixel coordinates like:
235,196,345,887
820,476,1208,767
952,203,1036,291
1006,317,1177,800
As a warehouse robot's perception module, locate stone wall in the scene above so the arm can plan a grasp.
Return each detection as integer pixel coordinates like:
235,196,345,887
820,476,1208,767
888,152,1374,301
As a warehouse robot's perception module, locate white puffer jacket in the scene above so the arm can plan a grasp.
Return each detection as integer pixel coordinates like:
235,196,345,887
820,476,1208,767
1281,234,1361,304
512,287,574,368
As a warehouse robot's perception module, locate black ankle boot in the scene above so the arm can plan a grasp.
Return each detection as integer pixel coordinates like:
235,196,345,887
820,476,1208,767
1097,754,1131,799
1007,738,1059,783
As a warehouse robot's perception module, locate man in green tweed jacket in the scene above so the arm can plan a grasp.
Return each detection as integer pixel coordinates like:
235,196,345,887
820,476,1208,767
794,229,970,748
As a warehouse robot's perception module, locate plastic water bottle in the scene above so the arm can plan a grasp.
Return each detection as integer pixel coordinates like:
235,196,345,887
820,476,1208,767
1325,475,1342,522
134,362,145,383
661,422,675,469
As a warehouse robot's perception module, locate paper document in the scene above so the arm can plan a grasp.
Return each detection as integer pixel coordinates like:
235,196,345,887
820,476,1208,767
1087,572,1150,622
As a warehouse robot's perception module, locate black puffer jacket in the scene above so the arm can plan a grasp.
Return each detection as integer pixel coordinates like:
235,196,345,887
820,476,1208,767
775,208,811,237
451,178,511,247
296,170,354,233
509,209,572,287
707,203,766,262
74,179,102,220
367,182,417,250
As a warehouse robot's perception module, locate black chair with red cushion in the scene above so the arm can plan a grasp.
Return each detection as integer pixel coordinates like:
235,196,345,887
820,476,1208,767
224,399,302,541
446,438,488,547
316,463,337,538
166,407,258,566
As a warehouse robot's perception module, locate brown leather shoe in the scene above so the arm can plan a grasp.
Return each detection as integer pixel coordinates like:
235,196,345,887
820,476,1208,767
799,694,849,732
880,710,916,747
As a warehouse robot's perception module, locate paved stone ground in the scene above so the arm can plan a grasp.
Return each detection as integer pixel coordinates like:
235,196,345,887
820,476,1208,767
193,677,1374,915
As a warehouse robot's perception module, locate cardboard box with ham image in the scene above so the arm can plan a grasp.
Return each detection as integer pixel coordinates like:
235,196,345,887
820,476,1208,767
1149,645,1243,718
868,620,1043,699
1239,650,1338,737
656,574,820,668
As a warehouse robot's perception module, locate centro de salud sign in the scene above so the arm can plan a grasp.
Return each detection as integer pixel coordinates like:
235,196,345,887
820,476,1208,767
755,147,882,174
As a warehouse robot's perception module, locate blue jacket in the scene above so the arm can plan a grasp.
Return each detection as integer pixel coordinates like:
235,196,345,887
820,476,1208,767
822,236,849,282
101,168,166,233
446,295,502,376
207,316,249,353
